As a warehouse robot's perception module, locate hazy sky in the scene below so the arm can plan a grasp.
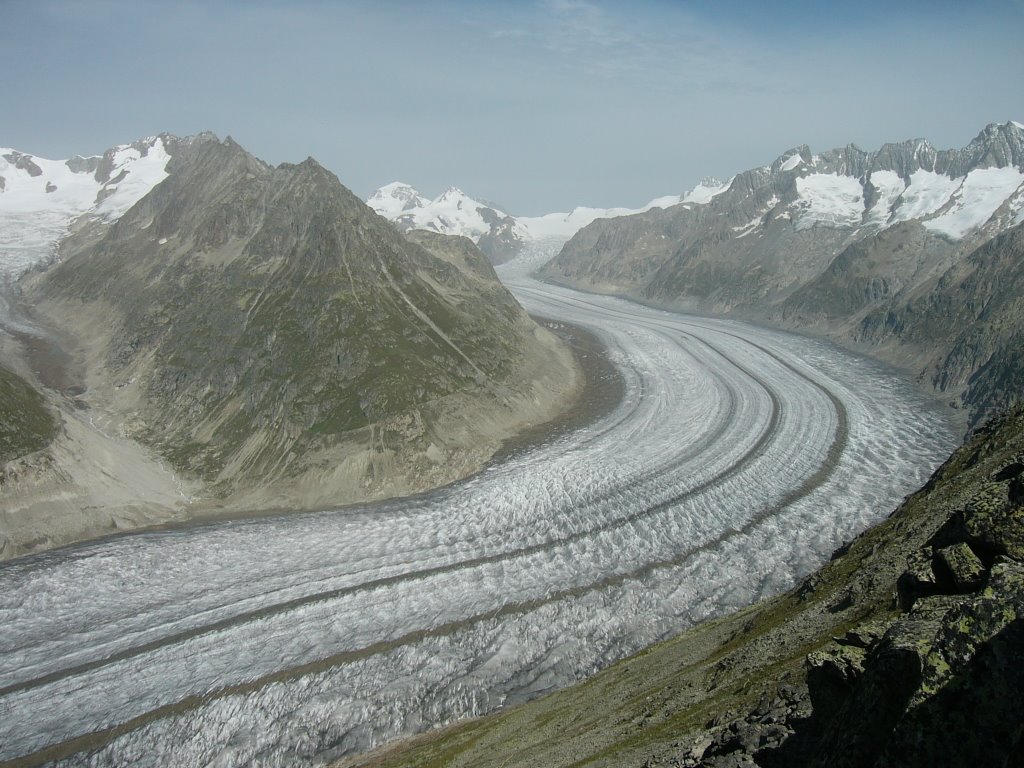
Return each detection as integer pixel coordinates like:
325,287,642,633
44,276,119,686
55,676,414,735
3,0,1022,214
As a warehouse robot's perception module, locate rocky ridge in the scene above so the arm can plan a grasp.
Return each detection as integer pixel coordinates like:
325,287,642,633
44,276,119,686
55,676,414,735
347,405,1024,768
541,121,1024,427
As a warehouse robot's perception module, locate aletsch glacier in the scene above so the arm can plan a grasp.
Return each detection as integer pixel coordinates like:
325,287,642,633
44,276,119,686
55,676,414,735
0,239,955,767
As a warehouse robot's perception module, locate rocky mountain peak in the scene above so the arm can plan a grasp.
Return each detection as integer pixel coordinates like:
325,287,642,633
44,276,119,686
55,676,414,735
960,120,1024,171
771,145,812,174
25,134,573,505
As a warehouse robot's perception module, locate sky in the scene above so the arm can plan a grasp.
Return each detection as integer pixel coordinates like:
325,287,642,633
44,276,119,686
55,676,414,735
2,0,1022,215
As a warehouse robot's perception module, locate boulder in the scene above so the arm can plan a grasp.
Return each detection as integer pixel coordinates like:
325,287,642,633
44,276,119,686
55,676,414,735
934,542,986,591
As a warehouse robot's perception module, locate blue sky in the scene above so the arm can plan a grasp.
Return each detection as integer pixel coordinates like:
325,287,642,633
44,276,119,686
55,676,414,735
3,0,1022,214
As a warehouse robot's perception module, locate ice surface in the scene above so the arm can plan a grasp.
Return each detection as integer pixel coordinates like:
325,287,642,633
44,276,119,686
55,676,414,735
865,170,906,227
794,173,864,230
0,138,169,276
0,241,956,766
889,169,961,224
923,166,1024,239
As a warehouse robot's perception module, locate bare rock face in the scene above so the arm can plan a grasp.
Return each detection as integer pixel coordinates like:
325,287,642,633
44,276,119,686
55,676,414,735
25,134,576,506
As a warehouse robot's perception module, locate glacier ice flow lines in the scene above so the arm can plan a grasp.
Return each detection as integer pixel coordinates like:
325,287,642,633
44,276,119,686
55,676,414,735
0,246,955,767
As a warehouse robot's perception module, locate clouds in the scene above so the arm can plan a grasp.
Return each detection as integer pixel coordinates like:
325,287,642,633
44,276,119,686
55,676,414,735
2,0,1022,214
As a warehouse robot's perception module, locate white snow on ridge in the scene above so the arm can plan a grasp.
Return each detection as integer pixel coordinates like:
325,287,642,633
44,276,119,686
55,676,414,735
518,194,685,240
780,154,803,172
366,182,431,219
368,183,694,243
368,183,518,240
865,170,906,227
889,169,961,225
794,173,864,231
681,177,731,205
923,166,1024,239
0,137,169,275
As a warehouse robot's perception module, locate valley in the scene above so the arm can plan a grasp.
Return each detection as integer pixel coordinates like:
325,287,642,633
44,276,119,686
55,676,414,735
0,242,955,767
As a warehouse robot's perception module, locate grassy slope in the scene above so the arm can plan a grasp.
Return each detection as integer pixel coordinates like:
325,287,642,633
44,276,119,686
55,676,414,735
0,365,56,464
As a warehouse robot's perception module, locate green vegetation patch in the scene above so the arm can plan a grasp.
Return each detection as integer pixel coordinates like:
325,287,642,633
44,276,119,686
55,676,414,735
0,365,58,464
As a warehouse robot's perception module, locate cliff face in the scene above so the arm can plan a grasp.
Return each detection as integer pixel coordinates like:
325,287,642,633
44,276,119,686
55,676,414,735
16,134,578,514
349,407,1024,768
541,122,1024,427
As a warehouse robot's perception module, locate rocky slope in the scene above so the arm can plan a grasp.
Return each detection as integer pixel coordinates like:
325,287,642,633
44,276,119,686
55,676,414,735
542,122,1024,426
1,133,579,557
345,404,1024,768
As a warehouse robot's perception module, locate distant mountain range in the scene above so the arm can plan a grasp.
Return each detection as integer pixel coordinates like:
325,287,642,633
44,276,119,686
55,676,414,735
366,179,730,263
541,121,1024,427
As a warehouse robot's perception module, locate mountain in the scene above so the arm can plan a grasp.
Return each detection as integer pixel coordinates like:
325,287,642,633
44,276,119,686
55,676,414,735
542,121,1024,426
1,133,578,557
366,181,713,263
348,403,1024,768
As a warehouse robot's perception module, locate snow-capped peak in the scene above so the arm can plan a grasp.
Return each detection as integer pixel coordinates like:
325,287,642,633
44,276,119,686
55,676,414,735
368,182,514,241
366,182,430,217
0,135,171,275
681,177,731,205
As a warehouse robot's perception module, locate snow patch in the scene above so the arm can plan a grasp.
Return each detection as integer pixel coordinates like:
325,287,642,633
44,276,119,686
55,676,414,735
681,177,731,205
889,169,961,224
794,174,864,230
923,166,1024,239
0,138,170,275
780,154,803,172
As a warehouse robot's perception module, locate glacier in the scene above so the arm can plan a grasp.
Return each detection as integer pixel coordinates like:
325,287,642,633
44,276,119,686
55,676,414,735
0,240,956,767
